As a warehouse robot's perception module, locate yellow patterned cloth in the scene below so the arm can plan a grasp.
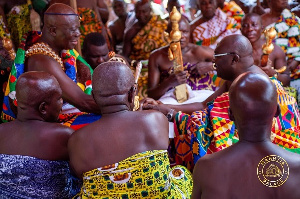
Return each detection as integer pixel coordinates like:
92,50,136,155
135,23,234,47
222,1,245,26
130,15,168,61
192,8,241,50
6,3,32,49
77,7,103,47
75,150,192,199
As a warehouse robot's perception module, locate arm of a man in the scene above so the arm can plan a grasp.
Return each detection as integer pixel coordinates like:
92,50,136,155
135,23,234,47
27,55,100,114
147,50,186,100
274,46,290,87
97,0,109,24
122,26,136,63
191,158,207,199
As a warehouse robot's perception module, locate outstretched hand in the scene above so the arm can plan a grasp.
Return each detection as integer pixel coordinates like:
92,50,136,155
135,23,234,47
142,101,170,116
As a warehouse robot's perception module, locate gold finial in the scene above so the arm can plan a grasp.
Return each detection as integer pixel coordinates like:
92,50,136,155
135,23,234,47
262,27,276,55
2,37,15,60
169,6,182,42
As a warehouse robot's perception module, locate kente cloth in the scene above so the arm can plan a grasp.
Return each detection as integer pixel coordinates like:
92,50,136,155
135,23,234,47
77,7,103,47
130,15,168,61
222,1,245,26
160,62,224,91
1,31,100,128
6,3,32,49
172,77,300,171
264,9,300,81
75,150,192,199
192,8,241,50
0,154,81,198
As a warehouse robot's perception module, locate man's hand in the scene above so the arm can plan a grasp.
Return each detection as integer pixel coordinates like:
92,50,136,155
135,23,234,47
142,103,171,116
190,62,213,76
260,59,276,77
167,71,187,88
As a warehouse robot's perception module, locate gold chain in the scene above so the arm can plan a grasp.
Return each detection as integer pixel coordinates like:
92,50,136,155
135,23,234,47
25,42,64,69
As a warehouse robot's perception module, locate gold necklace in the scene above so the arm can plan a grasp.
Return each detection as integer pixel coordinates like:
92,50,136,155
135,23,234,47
25,42,64,69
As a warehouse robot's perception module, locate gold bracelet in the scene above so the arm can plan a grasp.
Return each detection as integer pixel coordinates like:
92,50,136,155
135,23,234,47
275,66,287,73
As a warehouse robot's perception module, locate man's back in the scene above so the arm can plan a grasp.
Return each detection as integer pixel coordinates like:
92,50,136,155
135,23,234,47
0,120,72,160
68,110,169,177
194,142,300,199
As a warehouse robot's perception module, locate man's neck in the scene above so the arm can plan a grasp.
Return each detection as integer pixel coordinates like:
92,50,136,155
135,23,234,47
39,36,61,55
17,112,44,122
101,104,130,115
270,8,284,18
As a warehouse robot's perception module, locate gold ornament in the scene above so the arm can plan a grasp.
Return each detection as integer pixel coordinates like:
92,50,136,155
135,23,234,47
25,42,64,69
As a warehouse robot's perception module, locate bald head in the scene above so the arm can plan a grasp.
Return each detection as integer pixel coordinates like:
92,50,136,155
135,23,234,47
92,62,134,106
16,71,62,109
44,3,78,26
229,72,277,125
216,34,253,57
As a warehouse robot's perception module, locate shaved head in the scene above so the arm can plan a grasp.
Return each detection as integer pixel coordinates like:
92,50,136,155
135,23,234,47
92,62,134,106
229,72,277,125
42,3,81,50
16,71,62,109
44,3,78,26
217,34,253,57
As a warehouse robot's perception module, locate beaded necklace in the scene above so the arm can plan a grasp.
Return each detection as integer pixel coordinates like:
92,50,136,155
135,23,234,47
25,42,64,70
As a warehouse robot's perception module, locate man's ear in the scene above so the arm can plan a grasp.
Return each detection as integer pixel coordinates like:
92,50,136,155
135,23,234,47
228,107,235,121
128,86,136,104
232,54,240,64
49,26,57,37
39,102,47,116
274,104,281,117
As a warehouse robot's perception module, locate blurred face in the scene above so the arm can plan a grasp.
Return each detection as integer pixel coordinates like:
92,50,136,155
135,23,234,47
135,2,152,25
85,44,110,69
112,0,127,17
167,1,181,13
269,0,288,12
179,20,190,48
55,15,81,50
241,15,262,43
198,0,217,20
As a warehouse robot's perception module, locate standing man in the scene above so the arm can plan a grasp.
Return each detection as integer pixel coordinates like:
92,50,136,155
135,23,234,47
122,0,168,62
190,0,241,49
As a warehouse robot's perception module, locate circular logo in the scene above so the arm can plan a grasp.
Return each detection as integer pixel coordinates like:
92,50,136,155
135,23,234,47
257,155,289,187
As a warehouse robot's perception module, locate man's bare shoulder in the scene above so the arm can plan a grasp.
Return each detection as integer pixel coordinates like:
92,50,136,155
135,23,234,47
150,46,169,57
124,22,141,39
190,17,203,29
27,54,63,72
272,44,286,57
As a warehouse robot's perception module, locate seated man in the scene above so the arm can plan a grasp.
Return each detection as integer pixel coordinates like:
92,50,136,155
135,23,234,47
192,72,300,199
82,32,128,70
261,0,300,105
0,71,80,198
108,0,136,54
2,3,101,125
122,0,168,62
144,35,300,170
148,17,217,101
241,13,290,86
217,0,245,25
68,61,192,198
190,0,241,49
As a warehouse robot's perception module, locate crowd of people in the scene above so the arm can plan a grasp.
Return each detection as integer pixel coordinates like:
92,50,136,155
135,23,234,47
0,0,300,198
